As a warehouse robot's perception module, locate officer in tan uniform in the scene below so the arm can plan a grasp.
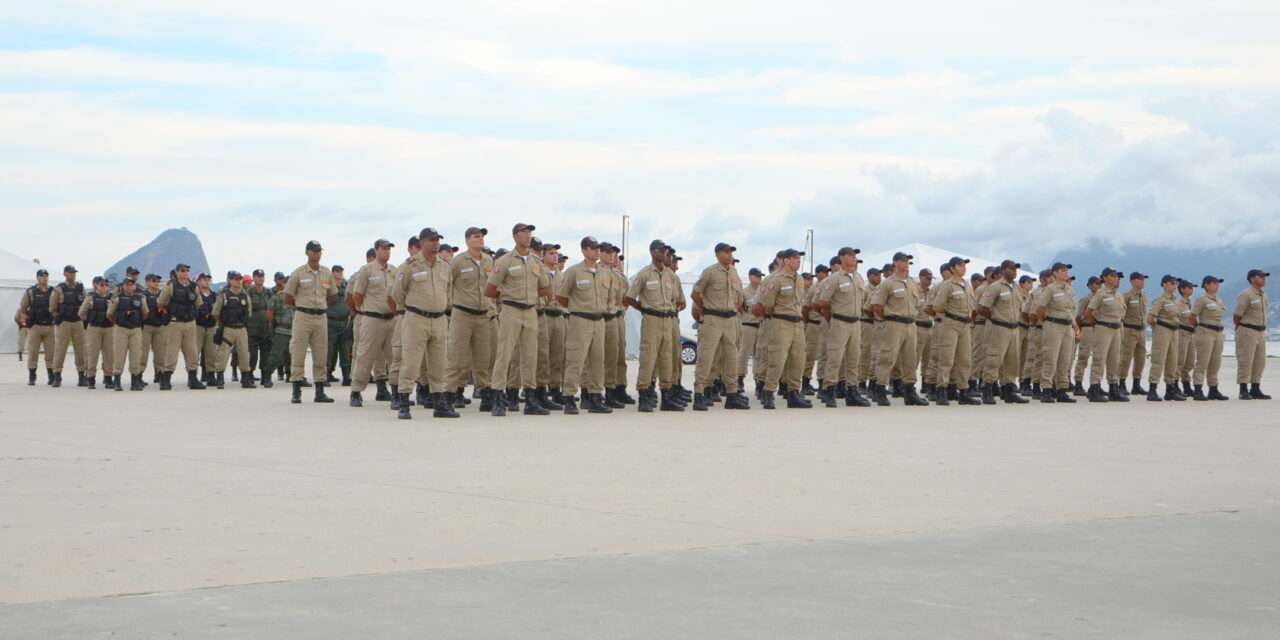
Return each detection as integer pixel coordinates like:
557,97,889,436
753,260,780,398
1174,280,1196,397
597,243,630,407
1034,262,1077,403
18,268,56,386
690,242,749,411
555,236,613,414
866,253,924,405
1190,275,1229,401
138,273,168,385
807,258,838,403
1019,272,1047,398
1085,267,1130,402
665,251,691,405
738,267,764,390
77,276,114,389
1118,272,1149,397
1233,269,1271,400
624,240,681,412
155,264,207,390
753,248,811,409
444,229,494,411
1144,274,1186,401
347,238,397,407
49,265,87,387
107,277,148,391
211,271,256,389
801,265,829,395
486,223,553,416
1071,275,1102,395
976,260,1029,404
969,267,995,387
283,240,339,404
387,235,420,411
928,257,981,405
391,228,457,419
857,267,881,391
535,239,567,410
912,268,935,398
815,247,871,407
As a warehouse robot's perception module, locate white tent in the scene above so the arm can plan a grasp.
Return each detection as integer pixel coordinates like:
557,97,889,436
857,242,1036,282
0,248,42,353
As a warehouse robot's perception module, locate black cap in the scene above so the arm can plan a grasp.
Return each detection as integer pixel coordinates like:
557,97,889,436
63,265,77,273
495,248,509,258
36,268,48,276
943,256,970,269
581,236,601,249
801,272,814,278
175,263,190,271
332,265,344,272
407,236,421,248
1202,275,1224,287
1160,274,1178,285
530,237,543,251
1050,262,1072,271
1000,259,1021,270
439,244,457,252
892,251,913,262
599,241,615,252
971,273,985,282
125,266,139,275
1087,275,1102,285
305,240,323,252
1039,269,1052,279
92,275,106,285
1100,266,1123,278
419,227,442,240
1178,279,1194,289
918,268,933,277
867,267,881,276
121,277,136,285
815,265,831,273
838,247,861,256
558,255,567,262
1247,268,1271,280
779,248,805,259
1018,275,1034,283
828,256,840,266
673,255,683,261
542,240,561,251
198,272,212,280
512,222,535,235
939,263,952,273
366,248,377,259
1129,272,1148,280
227,270,241,281
274,271,286,279
748,267,764,276
649,239,670,252
145,273,161,281
374,238,395,249
252,268,265,277
465,227,488,238
714,242,737,253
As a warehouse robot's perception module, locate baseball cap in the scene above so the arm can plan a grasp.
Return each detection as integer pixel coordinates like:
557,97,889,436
1018,275,1035,283
1202,275,1224,287
1247,268,1271,280
305,240,323,252
748,267,764,276
407,236,421,248
558,255,567,262
175,263,191,271
366,248,376,259
1039,269,1052,279
779,248,805,259
1129,271,1148,280
599,241,615,252
252,268,265,277
541,240,561,251
145,273,161,281
125,266,140,275
1160,274,1178,285
649,239,670,252
1000,259,1021,270
92,276,106,285
1178,279,1194,289
1100,266,1124,278
892,251,913,262
714,242,737,253
227,270,241,281
494,248,509,259
63,265,78,273
332,265,344,272
1087,275,1102,285
197,272,211,280
419,227,443,240
918,268,933,277
581,236,601,249
465,227,488,238
945,256,970,268
815,265,831,273
374,238,396,249
1051,262,1072,271
121,277,136,285
242,275,253,283
801,272,814,279
36,268,48,277
838,247,861,256
273,271,285,279
439,244,457,252
512,222,535,235
866,267,881,276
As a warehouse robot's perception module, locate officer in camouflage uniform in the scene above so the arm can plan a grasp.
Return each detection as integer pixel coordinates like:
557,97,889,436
246,269,274,387
325,265,354,386
266,277,295,385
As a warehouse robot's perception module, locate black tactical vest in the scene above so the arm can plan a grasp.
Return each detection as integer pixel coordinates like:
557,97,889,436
27,286,54,324
114,294,144,329
196,290,217,328
56,282,85,321
221,290,249,326
167,282,198,322
143,289,166,326
87,293,112,328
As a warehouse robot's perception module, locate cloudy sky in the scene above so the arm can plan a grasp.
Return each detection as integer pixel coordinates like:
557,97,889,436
3,1,1278,276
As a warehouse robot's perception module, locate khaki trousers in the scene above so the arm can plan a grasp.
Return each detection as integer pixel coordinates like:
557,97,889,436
83,325,114,377
738,322,759,381
971,322,988,380
1023,325,1042,383
446,310,491,391
924,322,943,385
1191,327,1224,386
537,313,566,388
753,318,772,381
1119,327,1147,380
563,315,606,394
874,320,917,385
166,320,200,372
54,320,86,373
492,305,539,390
670,314,684,385
982,324,1020,385
694,314,740,393
215,326,251,373
195,325,218,371
933,316,972,389
764,318,805,392
1236,326,1267,384
1177,328,1195,382
804,321,823,382
823,318,861,385
857,321,874,383
398,313,448,392
1040,321,1074,390
1090,326,1123,385
289,311,328,383
349,315,361,371
1148,325,1179,385
1073,326,1094,383
636,314,675,390
388,314,405,383
352,316,393,392
915,323,933,384
603,316,623,387
112,326,144,375
140,324,168,373
25,324,55,370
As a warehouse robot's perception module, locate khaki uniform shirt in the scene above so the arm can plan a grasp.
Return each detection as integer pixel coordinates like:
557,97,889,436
449,252,495,313
488,251,550,305
626,264,677,313
669,273,686,310
1149,291,1181,325
349,261,396,315
1088,286,1126,323
1122,288,1148,325
1234,287,1269,326
914,282,932,323
937,279,973,318
978,279,1019,324
692,263,744,313
757,268,803,317
392,254,451,313
557,261,610,314
869,273,919,319
1191,293,1225,326
603,265,624,314
1175,296,1193,328
740,283,761,322
818,269,865,318
1036,282,1076,321
283,264,338,310
1077,290,1096,321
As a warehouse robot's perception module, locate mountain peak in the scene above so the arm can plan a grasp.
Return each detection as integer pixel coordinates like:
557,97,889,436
104,228,210,281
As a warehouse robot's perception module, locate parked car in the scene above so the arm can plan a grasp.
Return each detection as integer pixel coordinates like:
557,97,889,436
681,335,698,365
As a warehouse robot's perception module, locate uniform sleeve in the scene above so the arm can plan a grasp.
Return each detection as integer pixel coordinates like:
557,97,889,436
157,285,172,307
556,267,575,298
691,268,710,295
1087,292,1104,312
326,271,339,297
625,270,643,300
106,297,118,317
349,268,367,296
1191,296,1207,316
212,294,224,316
1147,296,1162,315
1232,292,1249,316
78,298,91,318
868,285,886,307
19,289,32,310
283,273,299,299
817,278,837,303
758,281,779,307
49,288,63,309
391,264,409,306
486,258,506,288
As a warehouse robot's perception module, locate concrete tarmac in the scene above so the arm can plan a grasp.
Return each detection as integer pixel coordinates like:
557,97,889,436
1,353,1277,637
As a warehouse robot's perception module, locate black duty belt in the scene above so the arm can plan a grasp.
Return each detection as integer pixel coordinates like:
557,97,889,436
1018,322,1030,329
916,320,934,329
1096,321,1121,329
406,306,446,319
1199,323,1223,332
570,311,604,321
1240,322,1266,332
1123,323,1144,330
640,308,677,318
832,313,859,324
742,321,760,328
884,315,912,324
296,307,326,315
223,323,246,329
860,318,874,324
1156,320,1179,331
605,311,624,320
701,308,736,318
989,319,1017,329
974,319,986,325
360,311,394,320
502,300,534,310
539,308,565,317
453,305,486,316
1046,317,1072,325
31,320,54,326
174,318,195,323
396,310,405,316
1178,325,1194,333
773,314,802,323
945,312,971,324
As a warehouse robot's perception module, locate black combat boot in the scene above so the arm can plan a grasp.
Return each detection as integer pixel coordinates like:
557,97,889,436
660,388,685,411
45,368,55,385
374,380,389,401
27,369,36,386
260,367,273,388
890,379,903,398
433,393,460,418
1166,383,1186,401
1207,386,1229,401
415,383,430,408
478,388,494,412
314,383,334,403
325,370,338,383
1019,378,1032,396
1250,384,1272,400
1181,380,1193,397
523,389,550,415
504,388,520,409
845,383,871,407
86,375,96,389
349,391,363,407
785,390,812,408
707,382,723,404
1239,383,1251,400
978,383,994,405
104,374,117,390
187,370,205,389
215,372,225,389
290,381,302,404
1087,383,1109,403
241,373,256,389
1031,383,1042,400
1072,380,1086,396
456,387,472,406
113,375,124,392
760,390,776,409
637,387,657,413
231,369,239,382
604,387,625,409
1040,385,1056,403
822,386,839,408
957,385,982,405
1108,383,1129,402
562,395,580,414
1146,386,1162,402
540,386,564,411
1116,382,1130,399
398,393,412,419
616,385,636,404
1056,388,1077,403
903,384,929,406
873,383,891,407
491,389,507,416
935,384,951,405
51,371,62,387
389,385,401,410
1130,378,1147,395
724,390,751,410
132,374,145,391
692,392,710,411
802,377,816,396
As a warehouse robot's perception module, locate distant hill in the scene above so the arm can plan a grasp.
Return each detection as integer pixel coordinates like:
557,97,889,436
104,228,210,283
1054,238,1279,328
